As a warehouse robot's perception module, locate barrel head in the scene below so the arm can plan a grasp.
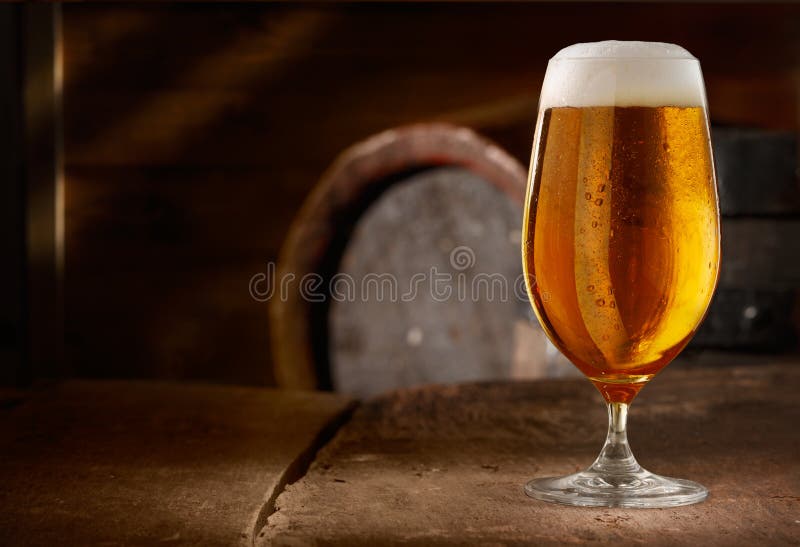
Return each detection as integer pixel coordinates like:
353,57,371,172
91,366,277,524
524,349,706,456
713,127,798,215
328,167,565,397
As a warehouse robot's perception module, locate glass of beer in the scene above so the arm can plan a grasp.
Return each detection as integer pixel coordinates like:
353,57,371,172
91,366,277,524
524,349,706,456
522,41,720,508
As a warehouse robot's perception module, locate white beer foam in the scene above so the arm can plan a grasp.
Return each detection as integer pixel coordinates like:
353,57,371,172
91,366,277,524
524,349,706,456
540,41,706,109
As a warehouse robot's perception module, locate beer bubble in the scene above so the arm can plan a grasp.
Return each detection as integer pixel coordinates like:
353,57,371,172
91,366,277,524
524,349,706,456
595,198,604,206
591,220,599,228
585,192,592,200
609,300,616,309
595,298,605,307
597,184,606,193
587,284,595,292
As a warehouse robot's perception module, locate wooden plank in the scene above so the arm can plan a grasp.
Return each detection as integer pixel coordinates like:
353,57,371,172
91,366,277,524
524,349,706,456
262,363,800,545
692,288,797,350
0,381,354,545
0,5,26,386
62,4,800,167
64,264,276,384
719,219,800,290
65,166,304,262
63,166,297,384
713,128,798,215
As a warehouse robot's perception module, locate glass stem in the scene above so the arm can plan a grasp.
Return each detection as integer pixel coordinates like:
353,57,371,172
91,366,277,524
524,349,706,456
588,402,642,476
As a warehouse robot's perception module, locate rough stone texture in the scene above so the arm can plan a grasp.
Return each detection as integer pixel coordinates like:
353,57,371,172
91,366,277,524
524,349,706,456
263,363,800,546
0,381,353,546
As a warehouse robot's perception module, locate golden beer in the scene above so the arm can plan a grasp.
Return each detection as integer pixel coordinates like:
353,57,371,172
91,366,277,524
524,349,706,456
521,41,718,508
523,105,719,403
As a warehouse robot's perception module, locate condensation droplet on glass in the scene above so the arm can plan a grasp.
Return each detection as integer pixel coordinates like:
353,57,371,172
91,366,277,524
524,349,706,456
595,298,605,307
591,220,599,228
597,184,606,193
609,300,616,309
595,198,603,206
585,192,592,200
587,285,595,293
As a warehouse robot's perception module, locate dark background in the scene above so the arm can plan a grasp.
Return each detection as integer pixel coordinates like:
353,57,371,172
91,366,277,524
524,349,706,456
2,2,799,388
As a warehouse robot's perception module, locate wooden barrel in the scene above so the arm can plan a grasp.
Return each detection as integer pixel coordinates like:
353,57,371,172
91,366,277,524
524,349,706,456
270,124,570,393
692,128,799,351
271,124,799,393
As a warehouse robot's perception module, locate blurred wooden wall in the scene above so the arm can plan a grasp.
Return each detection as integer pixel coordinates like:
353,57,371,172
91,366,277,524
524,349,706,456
0,6,25,386
61,3,800,385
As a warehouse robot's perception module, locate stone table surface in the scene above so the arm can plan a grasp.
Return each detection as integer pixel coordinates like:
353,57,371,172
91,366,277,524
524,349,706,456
0,381,354,546
263,363,800,546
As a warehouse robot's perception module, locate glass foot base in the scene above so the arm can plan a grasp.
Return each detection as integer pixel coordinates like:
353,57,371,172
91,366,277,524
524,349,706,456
525,468,708,508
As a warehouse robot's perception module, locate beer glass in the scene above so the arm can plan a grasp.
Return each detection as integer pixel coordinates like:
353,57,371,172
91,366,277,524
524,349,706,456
522,41,720,508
